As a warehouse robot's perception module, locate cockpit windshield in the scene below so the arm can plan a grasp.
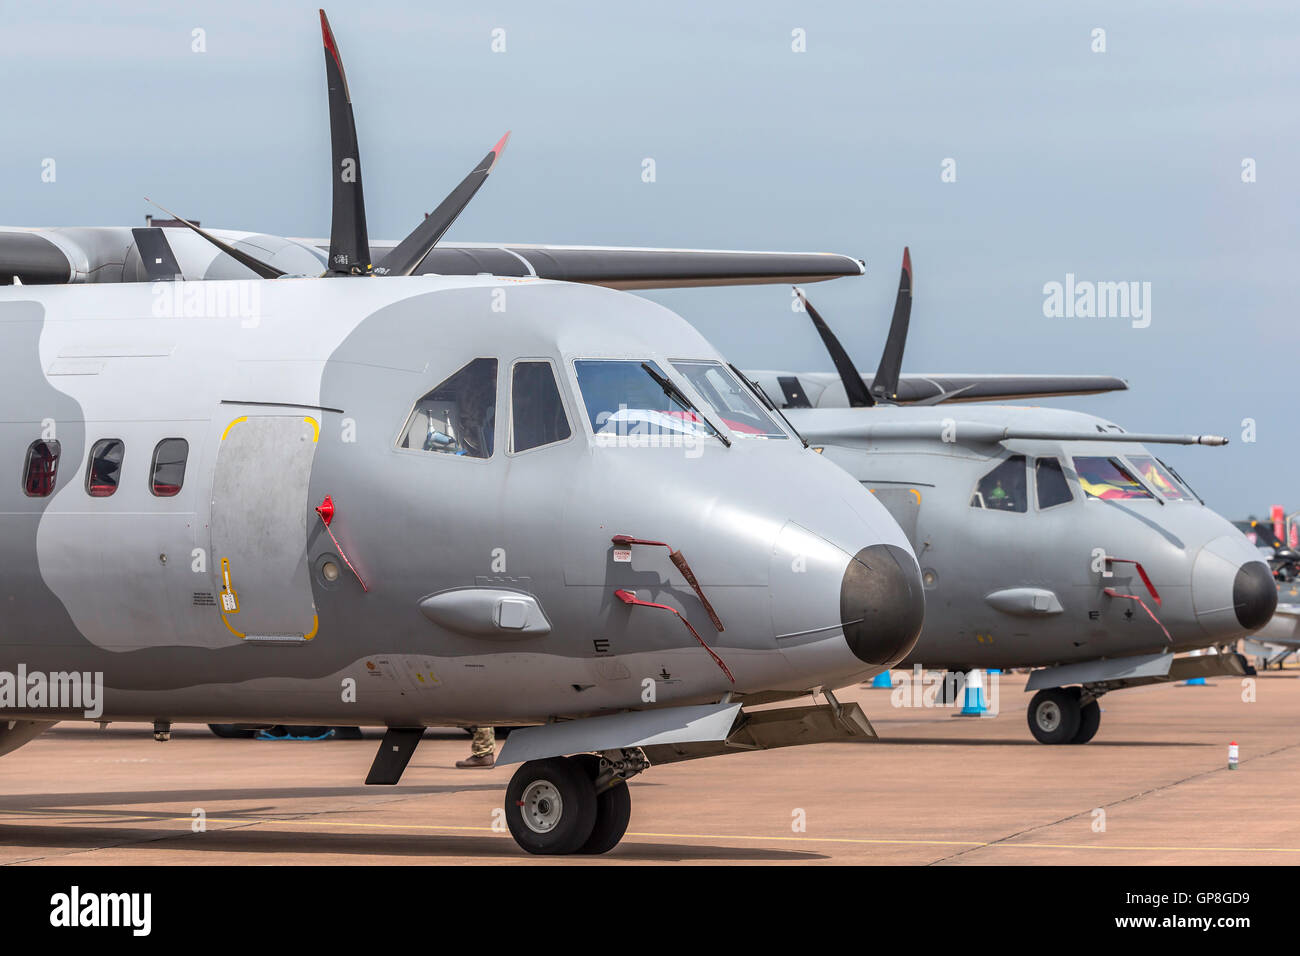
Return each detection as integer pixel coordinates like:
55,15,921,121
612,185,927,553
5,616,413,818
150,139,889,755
1072,456,1154,500
670,361,787,439
573,359,725,445
1125,455,1194,500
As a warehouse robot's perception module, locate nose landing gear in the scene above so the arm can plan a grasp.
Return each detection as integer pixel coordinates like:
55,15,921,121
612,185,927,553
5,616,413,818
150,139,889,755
503,749,645,855
1026,687,1101,745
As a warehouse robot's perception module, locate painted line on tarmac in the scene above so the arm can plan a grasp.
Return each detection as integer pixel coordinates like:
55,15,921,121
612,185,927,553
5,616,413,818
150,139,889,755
1,809,1298,855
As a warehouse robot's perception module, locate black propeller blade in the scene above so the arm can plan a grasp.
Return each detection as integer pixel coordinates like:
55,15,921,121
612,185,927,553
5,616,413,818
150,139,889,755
794,287,874,408
139,10,508,284
143,199,286,280
376,132,511,276
871,246,912,402
320,9,371,276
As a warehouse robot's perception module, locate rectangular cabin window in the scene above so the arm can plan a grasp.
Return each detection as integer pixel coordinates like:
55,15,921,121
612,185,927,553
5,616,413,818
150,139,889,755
151,438,189,497
86,439,125,498
511,362,571,452
22,439,60,497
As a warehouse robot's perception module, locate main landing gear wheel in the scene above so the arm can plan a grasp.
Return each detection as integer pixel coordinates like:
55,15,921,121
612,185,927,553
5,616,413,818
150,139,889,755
1068,687,1101,744
1026,687,1081,744
504,757,598,855
573,754,632,855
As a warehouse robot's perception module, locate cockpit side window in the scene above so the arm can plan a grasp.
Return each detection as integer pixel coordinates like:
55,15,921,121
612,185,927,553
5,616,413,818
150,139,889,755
397,358,498,459
1126,455,1192,500
670,360,787,439
970,455,1027,512
1035,457,1073,509
511,361,572,453
1072,456,1153,500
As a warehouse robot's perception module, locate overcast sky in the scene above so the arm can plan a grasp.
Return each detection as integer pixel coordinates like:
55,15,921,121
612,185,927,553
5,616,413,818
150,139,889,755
2,1,1296,512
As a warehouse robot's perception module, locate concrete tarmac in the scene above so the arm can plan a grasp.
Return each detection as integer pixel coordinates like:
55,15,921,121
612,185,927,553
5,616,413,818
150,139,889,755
1,668,1297,865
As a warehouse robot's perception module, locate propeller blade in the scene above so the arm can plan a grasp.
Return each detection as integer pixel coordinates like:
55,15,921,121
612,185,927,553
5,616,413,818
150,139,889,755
377,132,511,277
131,228,183,281
871,246,912,402
795,287,874,408
143,198,285,280
320,9,371,275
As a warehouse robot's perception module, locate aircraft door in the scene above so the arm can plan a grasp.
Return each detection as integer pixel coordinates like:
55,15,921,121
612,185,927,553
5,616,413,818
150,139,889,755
210,414,320,641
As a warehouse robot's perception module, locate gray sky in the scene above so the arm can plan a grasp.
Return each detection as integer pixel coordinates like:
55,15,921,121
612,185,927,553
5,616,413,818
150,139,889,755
2,1,1296,512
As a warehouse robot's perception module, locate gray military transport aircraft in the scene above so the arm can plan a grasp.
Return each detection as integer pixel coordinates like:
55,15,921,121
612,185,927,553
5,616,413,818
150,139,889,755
0,11,927,857
744,249,1274,744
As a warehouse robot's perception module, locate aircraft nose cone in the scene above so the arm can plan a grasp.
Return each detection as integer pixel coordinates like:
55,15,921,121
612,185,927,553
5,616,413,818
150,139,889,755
1233,561,1277,630
840,544,925,665
1192,534,1275,641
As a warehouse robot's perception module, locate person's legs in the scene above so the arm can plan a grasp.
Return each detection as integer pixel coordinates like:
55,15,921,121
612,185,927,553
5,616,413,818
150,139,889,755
456,726,495,768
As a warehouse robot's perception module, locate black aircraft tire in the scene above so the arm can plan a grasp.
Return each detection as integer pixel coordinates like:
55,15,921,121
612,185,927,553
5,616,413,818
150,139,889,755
1069,690,1101,744
505,757,598,855
208,724,256,739
572,754,632,855
1026,688,1081,744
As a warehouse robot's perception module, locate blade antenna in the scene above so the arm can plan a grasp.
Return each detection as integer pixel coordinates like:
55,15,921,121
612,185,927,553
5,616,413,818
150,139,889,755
377,132,511,276
142,198,285,280
871,246,912,403
320,9,372,275
795,287,874,408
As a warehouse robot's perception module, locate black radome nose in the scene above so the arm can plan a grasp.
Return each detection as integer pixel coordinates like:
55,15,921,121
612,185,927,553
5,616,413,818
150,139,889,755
840,544,925,665
1233,561,1277,630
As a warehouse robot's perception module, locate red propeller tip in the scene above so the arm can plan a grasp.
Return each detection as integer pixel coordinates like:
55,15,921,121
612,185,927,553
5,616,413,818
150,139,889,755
320,10,341,66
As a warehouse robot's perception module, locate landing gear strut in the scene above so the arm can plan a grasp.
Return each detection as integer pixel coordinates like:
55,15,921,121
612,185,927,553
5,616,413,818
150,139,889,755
503,749,645,855
1026,687,1101,744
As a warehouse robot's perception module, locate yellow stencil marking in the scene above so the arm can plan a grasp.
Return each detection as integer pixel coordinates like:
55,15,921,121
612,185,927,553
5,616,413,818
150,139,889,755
304,417,319,443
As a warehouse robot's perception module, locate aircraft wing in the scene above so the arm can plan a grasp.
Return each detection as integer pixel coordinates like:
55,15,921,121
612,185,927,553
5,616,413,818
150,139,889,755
361,241,865,289
0,226,865,289
749,370,1128,408
791,415,1227,448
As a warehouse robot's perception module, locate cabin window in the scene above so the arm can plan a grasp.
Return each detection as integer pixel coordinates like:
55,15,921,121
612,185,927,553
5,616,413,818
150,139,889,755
671,360,786,439
510,361,571,453
150,438,189,497
573,359,724,446
22,439,60,497
1072,456,1153,500
397,358,498,458
1035,457,1073,509
86,439,125,498
970,455,1027,512
1125,455,1192,501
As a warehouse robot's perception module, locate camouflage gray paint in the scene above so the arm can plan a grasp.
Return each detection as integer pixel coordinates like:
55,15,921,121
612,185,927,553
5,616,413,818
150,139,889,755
0,275,923,733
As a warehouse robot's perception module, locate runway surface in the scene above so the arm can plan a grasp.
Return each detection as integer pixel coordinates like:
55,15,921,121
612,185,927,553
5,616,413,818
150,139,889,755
1,668,1297,865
